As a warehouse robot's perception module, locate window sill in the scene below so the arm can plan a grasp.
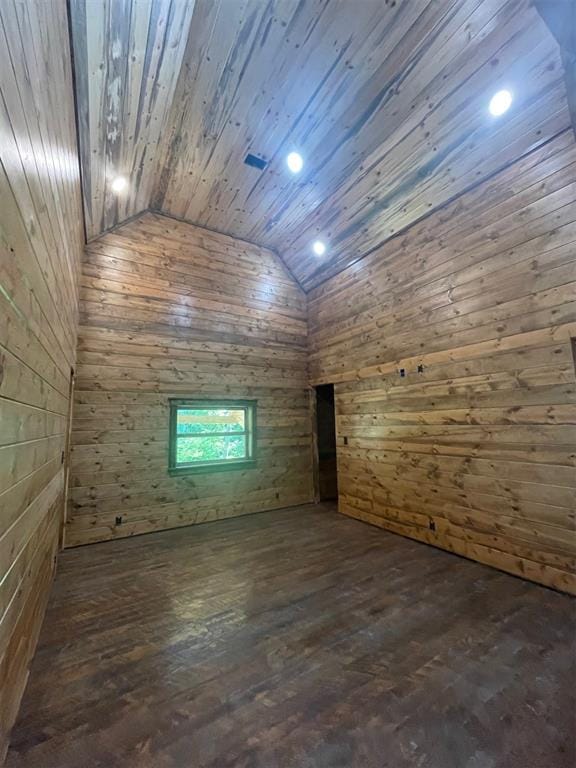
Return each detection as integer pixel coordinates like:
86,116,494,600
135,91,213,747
168,459,257,476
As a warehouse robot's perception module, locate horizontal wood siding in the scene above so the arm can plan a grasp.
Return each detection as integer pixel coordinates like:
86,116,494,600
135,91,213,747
308,129,576,594
0,0,84,760
67,213,314,546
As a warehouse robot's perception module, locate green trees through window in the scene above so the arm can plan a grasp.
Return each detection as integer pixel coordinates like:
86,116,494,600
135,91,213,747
169,400,256,473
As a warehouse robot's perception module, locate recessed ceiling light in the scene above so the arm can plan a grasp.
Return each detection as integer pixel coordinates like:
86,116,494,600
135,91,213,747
489,89,512,117
111,176,128,193
286,152,304,174
313,240,326,256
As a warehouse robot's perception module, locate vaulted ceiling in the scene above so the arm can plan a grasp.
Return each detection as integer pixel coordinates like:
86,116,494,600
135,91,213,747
70,0,573,290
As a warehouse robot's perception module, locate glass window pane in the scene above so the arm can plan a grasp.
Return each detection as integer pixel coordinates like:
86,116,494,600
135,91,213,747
176,408,245,435
176,434,247,465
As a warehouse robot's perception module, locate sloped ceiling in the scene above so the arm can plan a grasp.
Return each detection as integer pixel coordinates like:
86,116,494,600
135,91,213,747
70,0,573,290
534,0,576,137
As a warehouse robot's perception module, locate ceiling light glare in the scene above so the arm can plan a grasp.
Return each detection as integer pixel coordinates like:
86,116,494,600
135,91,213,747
489,89,512,117
286,152,304,174
111,176,128,194
313,240,326,256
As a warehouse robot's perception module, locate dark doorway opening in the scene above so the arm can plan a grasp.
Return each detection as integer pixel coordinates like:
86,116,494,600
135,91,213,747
315,384,338,501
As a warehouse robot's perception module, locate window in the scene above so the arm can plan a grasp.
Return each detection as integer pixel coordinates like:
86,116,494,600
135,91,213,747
169,400,256,473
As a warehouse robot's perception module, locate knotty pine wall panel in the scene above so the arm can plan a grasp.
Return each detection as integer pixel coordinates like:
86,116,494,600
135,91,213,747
308,129,576,595
0,0,84,759
67,213,313,546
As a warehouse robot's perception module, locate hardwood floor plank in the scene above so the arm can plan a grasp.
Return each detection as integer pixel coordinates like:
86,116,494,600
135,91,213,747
6,503,575,768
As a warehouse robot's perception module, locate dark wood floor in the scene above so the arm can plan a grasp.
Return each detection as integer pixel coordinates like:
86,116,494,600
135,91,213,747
7,503,576,768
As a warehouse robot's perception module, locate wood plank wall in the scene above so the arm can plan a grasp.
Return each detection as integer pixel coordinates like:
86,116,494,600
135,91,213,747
0,0,84,760
67,213,313,546
308,128,576,595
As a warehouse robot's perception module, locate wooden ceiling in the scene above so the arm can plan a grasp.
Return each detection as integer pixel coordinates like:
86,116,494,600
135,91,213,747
70,0,572,290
